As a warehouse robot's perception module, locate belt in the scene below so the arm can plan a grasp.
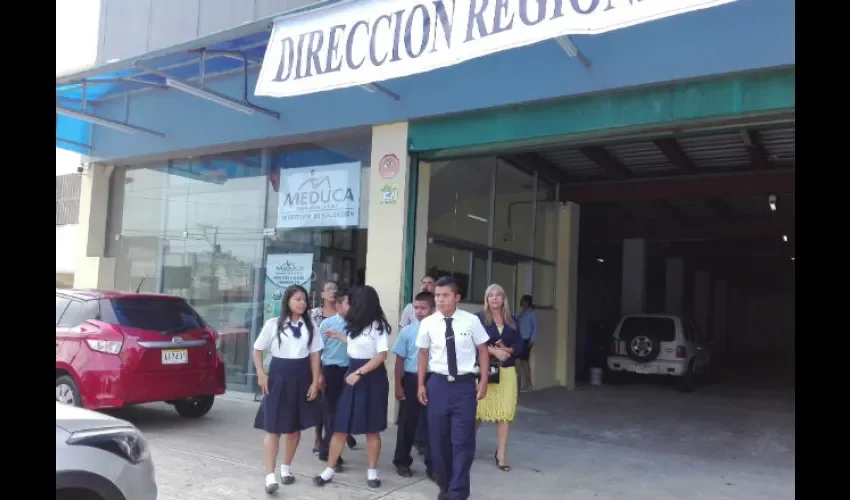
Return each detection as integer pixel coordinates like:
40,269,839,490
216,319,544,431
432,373,476,383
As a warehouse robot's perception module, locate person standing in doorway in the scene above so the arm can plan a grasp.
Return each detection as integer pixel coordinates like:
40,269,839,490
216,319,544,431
417,276,490,500
392,291,436,479
475,284,524,472
316,289,354,465
400,275,437,327
314,286,392,489
310,280,339,453
517,294,539,392
252,285,323,494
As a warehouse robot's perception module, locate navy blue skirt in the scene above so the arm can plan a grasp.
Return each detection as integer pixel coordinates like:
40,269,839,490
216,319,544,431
254,357,320,435
333,358,388,435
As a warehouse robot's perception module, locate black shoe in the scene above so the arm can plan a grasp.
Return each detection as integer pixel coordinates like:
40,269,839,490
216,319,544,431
395,465,413,478
347,435,357,449
367,478,381,488
313,475,332,487
318,454,328,462
281,475,295,485
334,460,344,473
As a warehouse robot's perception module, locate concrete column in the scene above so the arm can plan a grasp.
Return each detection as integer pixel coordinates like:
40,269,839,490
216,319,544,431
554,202,580,389
364,122,411,421
664,258,685,315
74,164,117,289
621,238,647,315
693,271,711,338
713,280,728,348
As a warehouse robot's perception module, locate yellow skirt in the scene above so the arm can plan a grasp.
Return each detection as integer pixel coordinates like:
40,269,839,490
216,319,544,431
476,366,518,422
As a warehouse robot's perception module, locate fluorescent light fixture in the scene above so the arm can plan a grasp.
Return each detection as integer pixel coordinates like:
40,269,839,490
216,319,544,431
56,105,164,137
789,256,795,261
768,194,777,212
555,36,579,57
165,78,257,115
596,257,605,263
782,235,788,242
360,84,379,93
466,214,488,224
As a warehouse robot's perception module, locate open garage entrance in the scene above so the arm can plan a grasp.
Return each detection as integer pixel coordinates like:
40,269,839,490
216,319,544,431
509,123,795,392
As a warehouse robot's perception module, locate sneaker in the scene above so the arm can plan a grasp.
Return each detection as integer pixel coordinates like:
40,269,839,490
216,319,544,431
264,473,279,494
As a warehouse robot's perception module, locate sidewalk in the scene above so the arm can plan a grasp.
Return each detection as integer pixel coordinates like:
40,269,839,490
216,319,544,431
117,390,794,500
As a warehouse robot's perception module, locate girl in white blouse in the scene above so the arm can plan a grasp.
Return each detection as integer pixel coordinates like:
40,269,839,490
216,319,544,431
313,285,391,489
252,284,324,494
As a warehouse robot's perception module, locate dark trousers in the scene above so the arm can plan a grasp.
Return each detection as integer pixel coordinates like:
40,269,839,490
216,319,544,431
319,364,347,455
415,409,428,448
393,373,431,470
427,375,477,500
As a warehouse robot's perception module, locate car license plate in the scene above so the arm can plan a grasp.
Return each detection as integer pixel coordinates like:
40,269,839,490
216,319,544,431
162,349,188,365
634,365,652,374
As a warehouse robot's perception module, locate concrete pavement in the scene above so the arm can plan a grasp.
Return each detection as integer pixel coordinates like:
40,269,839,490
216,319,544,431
110,383,795,500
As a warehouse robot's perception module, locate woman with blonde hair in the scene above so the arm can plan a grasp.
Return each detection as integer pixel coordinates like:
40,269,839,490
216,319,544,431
474,283,525,472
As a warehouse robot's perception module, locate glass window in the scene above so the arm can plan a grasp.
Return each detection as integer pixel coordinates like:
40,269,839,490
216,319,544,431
56,296,70,324
103,134,371,394
619,317,677,342
101,298,205,333
57,300,96,327
491,259,518,308
425,244,473,300
428,158,495,247
494,159,535,256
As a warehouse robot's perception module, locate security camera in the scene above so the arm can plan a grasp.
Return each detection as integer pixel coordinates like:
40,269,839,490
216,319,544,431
76,165,84,174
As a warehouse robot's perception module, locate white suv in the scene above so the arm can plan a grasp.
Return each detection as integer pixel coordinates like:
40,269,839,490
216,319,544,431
606,314,711,392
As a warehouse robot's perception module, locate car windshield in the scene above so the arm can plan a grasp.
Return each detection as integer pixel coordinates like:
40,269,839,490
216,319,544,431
103,298,205,333
619,317,676,342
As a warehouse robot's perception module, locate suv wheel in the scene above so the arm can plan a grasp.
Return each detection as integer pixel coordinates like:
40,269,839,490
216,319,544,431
56,375,82,407
677,361,696,393
174,395,215,418
622,331,662,363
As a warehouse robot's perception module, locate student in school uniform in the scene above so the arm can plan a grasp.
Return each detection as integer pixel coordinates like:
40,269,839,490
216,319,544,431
316,288,353,464
399,275,436,454
475,283,525,473
252,284,324,494
314,285,392,489
391,291,436,479
416,276,491,500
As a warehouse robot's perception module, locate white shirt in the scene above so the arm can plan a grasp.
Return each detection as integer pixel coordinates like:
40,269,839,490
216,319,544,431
415,309,490,376
253,317,324,359
346,321,390,359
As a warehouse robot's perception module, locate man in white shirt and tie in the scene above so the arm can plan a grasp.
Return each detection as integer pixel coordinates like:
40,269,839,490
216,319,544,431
416,276,490,500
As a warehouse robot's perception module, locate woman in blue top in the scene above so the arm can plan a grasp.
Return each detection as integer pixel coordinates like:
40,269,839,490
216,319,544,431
475,283,524,472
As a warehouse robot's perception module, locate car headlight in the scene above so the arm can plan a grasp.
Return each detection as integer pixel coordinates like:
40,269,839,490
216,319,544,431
66,427,150,465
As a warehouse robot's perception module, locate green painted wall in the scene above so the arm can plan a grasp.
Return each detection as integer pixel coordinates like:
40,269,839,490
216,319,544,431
409,68,795,155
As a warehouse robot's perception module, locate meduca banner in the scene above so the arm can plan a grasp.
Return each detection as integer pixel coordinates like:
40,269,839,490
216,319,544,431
255,0,735,98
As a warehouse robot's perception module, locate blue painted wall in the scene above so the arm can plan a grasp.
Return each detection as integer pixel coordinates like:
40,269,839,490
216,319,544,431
89,0,794,162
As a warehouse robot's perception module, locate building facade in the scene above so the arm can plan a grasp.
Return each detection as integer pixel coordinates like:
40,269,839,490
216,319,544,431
56,0,796,399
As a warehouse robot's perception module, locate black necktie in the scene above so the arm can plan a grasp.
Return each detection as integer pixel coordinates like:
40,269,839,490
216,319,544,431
290,322,303,339
445,318,459,377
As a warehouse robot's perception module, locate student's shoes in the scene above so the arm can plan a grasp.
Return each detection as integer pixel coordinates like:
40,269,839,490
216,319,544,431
347,435,358,449
313,475,332,487
367,478,382,488
264,473,279,494
281,474,295,485
334,460,345,473
395,465,413,478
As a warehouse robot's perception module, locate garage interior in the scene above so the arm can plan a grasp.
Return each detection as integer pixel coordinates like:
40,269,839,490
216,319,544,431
499,120,795,472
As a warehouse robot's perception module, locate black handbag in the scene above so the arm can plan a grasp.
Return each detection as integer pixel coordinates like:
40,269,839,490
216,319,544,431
476,358,501,384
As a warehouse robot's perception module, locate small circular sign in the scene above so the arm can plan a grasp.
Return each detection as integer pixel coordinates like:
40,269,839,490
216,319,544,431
378,153,400,179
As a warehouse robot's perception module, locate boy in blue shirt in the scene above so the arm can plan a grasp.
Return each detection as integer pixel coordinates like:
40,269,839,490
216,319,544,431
391,291,436,478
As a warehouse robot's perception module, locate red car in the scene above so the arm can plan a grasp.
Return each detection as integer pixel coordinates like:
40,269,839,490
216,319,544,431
55,289,227,418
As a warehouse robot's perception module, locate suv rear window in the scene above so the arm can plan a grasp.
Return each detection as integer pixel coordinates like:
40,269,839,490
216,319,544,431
101,298,206,333
618,317,676,342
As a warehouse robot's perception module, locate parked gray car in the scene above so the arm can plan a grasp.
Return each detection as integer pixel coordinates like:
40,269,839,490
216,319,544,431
56,402,157,500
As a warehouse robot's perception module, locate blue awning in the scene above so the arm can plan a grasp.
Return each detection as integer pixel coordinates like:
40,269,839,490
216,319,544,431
55,0,346,155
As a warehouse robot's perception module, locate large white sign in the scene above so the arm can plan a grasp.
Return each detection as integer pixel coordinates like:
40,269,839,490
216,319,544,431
276,162,362,228
256,0,736,98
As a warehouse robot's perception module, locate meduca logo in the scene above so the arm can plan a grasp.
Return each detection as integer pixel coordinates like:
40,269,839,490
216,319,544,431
276,260,303,273
280,169,355,207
